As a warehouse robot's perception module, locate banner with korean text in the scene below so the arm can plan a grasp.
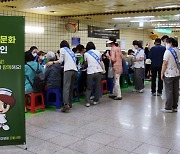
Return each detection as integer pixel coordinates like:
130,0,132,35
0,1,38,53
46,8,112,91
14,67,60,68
0,16,25,146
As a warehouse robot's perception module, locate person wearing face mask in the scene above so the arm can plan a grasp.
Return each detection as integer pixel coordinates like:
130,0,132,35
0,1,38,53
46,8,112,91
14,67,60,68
161,35,169,48
161,38,180,113
132,40,145,93
28,46,38,60
25,51,44,94
37,51,46,68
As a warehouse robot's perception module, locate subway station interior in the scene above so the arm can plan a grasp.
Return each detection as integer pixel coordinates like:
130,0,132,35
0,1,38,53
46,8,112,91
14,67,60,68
0,0,180,154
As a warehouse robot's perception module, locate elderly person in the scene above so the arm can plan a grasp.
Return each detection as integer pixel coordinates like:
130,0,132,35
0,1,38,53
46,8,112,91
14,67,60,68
161,38,180,113
45,51,62,89
106,36,123,100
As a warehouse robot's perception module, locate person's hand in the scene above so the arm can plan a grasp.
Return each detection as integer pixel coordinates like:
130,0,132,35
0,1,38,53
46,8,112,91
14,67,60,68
46,61,53,67
161,74,164,81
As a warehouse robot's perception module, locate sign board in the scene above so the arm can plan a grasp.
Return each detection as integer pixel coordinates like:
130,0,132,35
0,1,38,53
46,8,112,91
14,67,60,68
0,16,25,146
72,37,80,46
88,25,120,39
155,28,172,34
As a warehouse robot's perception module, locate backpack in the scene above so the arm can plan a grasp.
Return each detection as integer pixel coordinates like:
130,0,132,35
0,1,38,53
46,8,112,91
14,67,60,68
26,63,45,92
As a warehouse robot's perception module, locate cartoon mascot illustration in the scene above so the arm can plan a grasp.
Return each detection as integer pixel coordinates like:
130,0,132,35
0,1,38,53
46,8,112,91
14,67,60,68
0,88,16,131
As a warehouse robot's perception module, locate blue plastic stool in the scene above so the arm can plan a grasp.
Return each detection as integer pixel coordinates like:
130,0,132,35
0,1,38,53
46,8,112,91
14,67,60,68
46,88,62,109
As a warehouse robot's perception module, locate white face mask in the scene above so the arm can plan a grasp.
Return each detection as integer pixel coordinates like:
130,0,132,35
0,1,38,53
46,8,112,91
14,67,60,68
32,53,37,57
166,43,171,49
39,56,44,60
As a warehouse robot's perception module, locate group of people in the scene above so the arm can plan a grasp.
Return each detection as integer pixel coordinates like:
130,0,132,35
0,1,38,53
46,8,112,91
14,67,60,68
24,35,180,113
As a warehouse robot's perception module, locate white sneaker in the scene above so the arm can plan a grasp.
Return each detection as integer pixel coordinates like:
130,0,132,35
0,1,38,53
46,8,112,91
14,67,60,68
86,103,90,107
90,96,94,100
93,102,98,105
2,125,10,131
139,89,144,93
160,108,173,113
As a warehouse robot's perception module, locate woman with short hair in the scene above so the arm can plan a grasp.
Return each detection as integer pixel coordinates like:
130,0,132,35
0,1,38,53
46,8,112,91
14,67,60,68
161,38,180,113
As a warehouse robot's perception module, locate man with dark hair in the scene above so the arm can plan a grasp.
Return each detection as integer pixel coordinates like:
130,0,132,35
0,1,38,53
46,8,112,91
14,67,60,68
149,38,166,96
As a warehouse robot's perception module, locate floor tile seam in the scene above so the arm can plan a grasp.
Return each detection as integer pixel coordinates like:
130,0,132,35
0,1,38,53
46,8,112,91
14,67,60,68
146,142,180,152
166,149,172,154
105,145,133,153
67,139,104,154
121,135,153,143
132,143,172,152
131,142,144,152
47,137,84,149
28,127,63,138
85,135,118,146
14,145,36,154
88,145,106,154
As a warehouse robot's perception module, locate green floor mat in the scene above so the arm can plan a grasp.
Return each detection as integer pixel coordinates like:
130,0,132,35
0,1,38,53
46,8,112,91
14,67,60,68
26,81,151,117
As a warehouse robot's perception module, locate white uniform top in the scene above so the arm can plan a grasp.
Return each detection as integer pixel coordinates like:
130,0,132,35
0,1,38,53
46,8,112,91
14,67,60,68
84,50,103,74
59,48,78,72
0,114,7,124
134,49,145,68
163,48,180,77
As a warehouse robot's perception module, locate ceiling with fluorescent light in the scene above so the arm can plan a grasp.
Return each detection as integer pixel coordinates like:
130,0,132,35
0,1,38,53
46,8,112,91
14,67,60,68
0,0,180,29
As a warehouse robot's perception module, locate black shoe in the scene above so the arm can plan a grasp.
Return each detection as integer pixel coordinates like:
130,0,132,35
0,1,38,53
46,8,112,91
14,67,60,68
69,104,72,109
173,108,178,112
114,97,122,100
109,95,116,99
152,93,156,96
157,93,162,96
61,105,70,113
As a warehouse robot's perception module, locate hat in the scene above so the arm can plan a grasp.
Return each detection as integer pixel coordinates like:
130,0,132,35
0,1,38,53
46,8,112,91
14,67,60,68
107,36,117,44
107,40,113,44
0,88,16,108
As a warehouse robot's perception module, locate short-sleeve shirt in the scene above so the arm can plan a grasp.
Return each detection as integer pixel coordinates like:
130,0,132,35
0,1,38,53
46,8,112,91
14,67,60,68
84,50,103,74
59,48,78,72
134,49,145,68
163,49,180,77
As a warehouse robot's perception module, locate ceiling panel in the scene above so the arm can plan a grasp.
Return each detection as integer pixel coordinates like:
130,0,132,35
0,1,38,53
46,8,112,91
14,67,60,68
0,0,179,29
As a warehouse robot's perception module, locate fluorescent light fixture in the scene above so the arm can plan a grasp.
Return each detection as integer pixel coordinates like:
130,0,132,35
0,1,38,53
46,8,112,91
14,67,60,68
130,20,148,22
31,6,46,10
175,14,180,17
105,28,115,31
155,5,179,9
113,17,131,20
134,16,154,19
25,26,44,34
150,19,168,22
139,22,144,27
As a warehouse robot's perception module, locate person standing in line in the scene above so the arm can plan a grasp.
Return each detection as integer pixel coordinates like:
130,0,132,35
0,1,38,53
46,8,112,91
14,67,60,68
132,40,145,93
47,40,78,113
161,35,169,47
106,36,123,100
144,43,151,80
149,38,166,96
161,38,180,113
84,42,103,107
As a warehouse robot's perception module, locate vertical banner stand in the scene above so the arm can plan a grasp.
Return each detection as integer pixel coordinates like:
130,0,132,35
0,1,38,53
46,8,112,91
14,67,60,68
0,16,26,147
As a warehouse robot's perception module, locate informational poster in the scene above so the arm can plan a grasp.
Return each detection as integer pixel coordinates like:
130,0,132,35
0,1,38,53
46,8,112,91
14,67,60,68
0,16,25,146
88,25,120,39
120,39,126,50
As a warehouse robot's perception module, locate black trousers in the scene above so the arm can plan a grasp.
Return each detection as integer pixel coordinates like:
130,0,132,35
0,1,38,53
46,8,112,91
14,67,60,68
151,67,163,93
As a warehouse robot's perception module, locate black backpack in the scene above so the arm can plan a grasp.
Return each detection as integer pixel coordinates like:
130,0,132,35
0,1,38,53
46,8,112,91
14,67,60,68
26,63,45,92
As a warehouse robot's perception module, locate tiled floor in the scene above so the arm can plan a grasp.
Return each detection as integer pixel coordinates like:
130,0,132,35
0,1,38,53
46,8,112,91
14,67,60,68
1,85,180,154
